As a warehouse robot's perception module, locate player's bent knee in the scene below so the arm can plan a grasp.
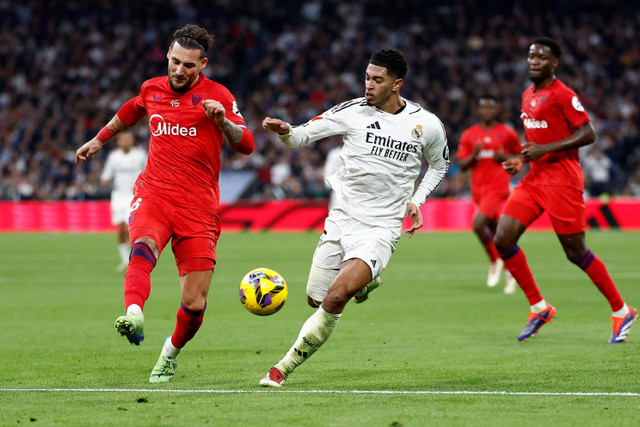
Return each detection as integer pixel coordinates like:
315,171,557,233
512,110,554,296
322,291,350,313
493,230,513,251
565,250,584,265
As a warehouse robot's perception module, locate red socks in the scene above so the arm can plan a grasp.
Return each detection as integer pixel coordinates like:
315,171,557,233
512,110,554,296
171,302,206,349
577,250,624,311
499,245,624,311
123,242,156,310
498,245,543,305
481,233,500,263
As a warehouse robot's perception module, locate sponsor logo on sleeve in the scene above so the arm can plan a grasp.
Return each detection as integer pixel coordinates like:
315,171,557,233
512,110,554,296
572,96,585,112
232,100,244,118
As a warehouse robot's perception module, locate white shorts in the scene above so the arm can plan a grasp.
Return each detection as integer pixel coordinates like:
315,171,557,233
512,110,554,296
110,192,133,225
312,208,400,279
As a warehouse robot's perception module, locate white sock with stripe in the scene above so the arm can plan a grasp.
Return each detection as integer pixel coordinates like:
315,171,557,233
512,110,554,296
275,307,341,376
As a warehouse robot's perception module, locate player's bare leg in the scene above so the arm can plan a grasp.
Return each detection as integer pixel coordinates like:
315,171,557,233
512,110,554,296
557,232,636,342
473,212,503,287
115,237,159,345
260,259,371,387
151,269,212,383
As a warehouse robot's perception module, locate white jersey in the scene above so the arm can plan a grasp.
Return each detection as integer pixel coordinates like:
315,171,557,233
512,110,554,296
279,97,449,227
101,147,147,198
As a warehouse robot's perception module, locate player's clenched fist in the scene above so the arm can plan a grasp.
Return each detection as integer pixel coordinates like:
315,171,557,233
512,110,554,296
203,99,226,126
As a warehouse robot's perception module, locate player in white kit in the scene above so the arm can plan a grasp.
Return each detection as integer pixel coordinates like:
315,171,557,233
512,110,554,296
100,131,147,271
259,48,449,387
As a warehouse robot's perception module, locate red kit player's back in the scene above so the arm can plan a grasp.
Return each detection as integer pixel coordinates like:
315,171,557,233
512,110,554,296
128,74,247,212
520,78,590,191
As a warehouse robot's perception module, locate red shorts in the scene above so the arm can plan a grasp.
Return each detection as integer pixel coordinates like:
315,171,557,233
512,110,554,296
502,183,586,234
472,189,509,220
128,194,220,276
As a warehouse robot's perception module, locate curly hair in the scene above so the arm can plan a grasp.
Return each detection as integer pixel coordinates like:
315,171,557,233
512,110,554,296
172,24,215,58
369,48,408,79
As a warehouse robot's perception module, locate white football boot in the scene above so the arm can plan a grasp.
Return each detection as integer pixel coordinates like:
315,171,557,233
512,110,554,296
486,259,504,287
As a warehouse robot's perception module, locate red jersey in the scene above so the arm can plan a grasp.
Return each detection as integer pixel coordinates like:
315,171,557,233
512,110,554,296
457,122,521,197
119,73,253,213
520,78,590,190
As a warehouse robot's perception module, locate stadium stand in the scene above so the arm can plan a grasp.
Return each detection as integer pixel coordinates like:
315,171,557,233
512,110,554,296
1,0,639,201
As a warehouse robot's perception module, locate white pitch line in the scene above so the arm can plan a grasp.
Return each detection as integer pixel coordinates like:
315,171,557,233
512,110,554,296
0,388,638,397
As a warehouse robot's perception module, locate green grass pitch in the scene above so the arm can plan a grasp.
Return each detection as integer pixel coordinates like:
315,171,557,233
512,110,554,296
1,230,639,425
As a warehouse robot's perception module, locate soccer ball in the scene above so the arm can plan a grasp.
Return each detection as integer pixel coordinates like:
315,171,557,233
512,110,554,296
239,267,288,316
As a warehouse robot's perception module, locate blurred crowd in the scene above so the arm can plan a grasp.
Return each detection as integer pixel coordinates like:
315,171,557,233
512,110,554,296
1,0,639,202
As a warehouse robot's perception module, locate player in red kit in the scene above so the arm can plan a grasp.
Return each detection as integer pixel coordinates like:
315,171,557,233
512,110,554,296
494,38,636,343
75,24,254,382
457,95,521,293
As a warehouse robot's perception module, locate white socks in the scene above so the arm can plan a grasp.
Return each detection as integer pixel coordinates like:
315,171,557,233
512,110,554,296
275,307,341,376
612,304,629,318
162,336,181,359
118,243,130,264
126,304,144,320
530,300,548,313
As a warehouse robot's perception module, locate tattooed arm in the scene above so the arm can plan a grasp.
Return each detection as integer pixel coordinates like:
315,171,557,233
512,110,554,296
203,99,254,155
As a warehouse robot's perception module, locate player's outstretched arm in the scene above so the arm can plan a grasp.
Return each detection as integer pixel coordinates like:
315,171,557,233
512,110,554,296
75,115,130,163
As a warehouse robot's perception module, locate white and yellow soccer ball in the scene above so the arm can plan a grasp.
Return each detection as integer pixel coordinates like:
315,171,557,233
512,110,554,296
239,267,288,316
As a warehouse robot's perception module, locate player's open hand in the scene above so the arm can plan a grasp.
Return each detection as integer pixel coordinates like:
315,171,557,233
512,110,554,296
502,157,524,175
521,141,547,161
262,117,291,135
75,139,103,163
203,99,226,126
405,202,422,238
